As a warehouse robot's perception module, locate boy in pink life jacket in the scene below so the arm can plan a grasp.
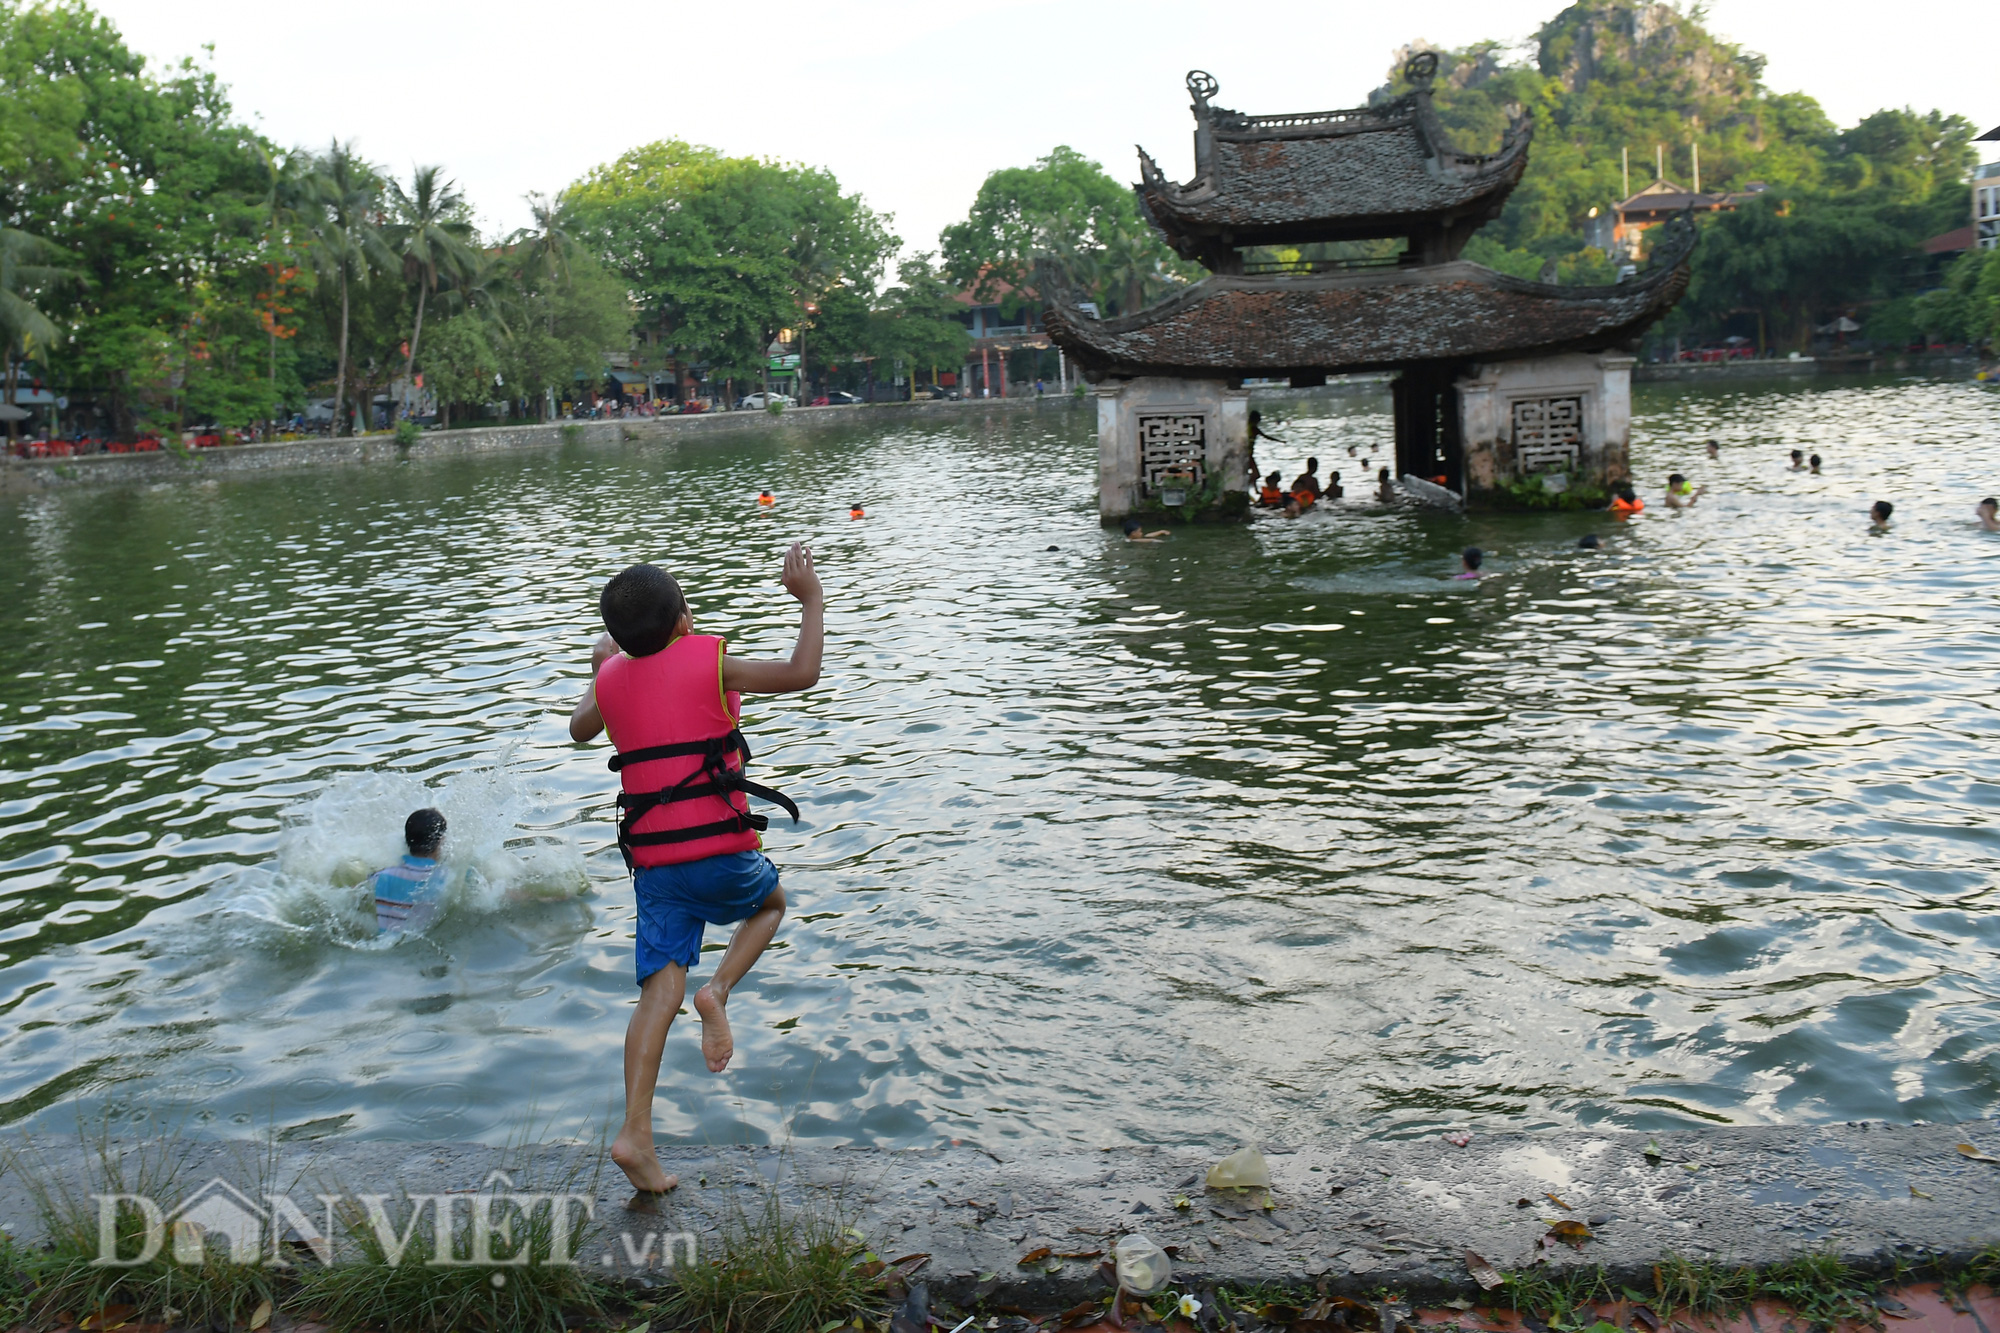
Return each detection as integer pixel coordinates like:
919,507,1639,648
568,542,823,1196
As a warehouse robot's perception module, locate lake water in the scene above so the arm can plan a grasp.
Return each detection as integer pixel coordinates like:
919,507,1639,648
2,376,1997,1151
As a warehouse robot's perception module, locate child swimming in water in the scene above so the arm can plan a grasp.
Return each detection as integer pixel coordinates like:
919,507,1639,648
1664,474,1705,508
1376,467,1395,503
369,808,450,934
1978,496,1999,532
1453,547,1484,580
1122,518,1170,542
1609,482,1643,515
1870,500,1894,530
569,545,822,1195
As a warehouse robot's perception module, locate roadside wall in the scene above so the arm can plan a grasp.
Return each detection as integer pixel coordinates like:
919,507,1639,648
0,396,1082,493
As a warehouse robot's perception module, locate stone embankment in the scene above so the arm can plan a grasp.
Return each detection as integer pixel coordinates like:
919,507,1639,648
3,1120,1994,1300
0,396,1080,493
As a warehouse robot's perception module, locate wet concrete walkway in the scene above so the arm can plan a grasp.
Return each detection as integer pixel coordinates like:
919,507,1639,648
4,1120,1996,1305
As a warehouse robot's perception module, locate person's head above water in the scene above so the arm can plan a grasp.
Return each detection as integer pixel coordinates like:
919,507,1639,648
1613,481,1638,502
1980,496,1999,526
1378,466,1390,481
1461,546,1484,570
1705,439,1719,456
1305,456,1319,473
405,807,446,859
1577,533,1602,549
1871,500,1894,523
600,562,688,657
1789,449,1804,465
1667,472,1688,491
1121,517,1142,536
1810,453,1822,471
1265,471,1282,487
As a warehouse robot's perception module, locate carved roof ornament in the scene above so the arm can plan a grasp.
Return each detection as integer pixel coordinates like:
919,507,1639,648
1403,50,1440,88
1186,69,1219,110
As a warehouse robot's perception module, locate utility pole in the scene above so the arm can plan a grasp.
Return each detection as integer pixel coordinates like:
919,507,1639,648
1655,143,1664,182
1692,142,1701,195
1622,146,1630,199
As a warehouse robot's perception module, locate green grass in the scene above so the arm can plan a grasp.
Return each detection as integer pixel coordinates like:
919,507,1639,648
657,1183,892,1333
9,1131,285,1332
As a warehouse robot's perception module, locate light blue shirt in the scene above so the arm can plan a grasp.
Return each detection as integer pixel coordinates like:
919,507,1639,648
369,854,448,933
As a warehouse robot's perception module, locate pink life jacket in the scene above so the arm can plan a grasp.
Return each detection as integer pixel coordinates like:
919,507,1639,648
593,634,798,869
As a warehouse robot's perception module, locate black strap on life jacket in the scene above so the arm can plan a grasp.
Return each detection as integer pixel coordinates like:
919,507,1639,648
609,728,800,871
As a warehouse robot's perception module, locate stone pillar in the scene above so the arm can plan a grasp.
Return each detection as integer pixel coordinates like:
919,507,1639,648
1454,351,1634,508
1095,376,1250,523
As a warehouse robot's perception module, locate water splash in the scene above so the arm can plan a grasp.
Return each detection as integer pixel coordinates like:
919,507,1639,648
220,765,589,945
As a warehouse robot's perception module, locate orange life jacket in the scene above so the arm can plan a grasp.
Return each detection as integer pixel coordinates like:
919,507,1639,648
849,508,865,519
1292,489,1316,511
757,494,775,506
1259,486,1284,505
1610,495,1644,514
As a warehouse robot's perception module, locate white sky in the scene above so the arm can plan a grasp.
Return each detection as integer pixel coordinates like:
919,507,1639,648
93,0,1999,266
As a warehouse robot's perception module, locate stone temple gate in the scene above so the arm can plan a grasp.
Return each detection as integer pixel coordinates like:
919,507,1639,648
1043,56,1693,519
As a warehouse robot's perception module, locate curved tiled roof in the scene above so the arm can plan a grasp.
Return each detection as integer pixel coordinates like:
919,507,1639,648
1043,223,1693,380
1136,63,1532,253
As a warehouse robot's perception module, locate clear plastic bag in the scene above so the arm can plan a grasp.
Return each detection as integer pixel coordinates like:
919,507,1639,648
1114,1232,1172,1295
1205,1145,1271,1189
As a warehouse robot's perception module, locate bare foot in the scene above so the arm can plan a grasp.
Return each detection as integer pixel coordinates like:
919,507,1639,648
693,984,734,1072
610,1132,678,1194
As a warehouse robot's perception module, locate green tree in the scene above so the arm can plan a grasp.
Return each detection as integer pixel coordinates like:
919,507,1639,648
0,225,71,440
564,140,895,395
304,140,391,435
869,253,971,387
385,165,477,417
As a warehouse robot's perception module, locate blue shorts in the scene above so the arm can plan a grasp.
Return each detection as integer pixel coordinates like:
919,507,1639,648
632,851,781,984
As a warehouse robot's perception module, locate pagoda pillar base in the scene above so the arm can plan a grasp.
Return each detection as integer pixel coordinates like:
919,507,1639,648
1456,352,1635,509
1096,377,1252,523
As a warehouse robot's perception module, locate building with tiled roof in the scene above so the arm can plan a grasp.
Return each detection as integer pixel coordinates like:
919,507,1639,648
1044,53,1693,517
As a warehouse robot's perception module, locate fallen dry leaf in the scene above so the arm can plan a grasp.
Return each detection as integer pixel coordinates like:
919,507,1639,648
1630,1307,1661,1332
1514,1197,1533,1208
1908,1186,1933,1200
1545,1220,1593,1249
250,1298,274,1330
1464,1249,1503,1290
1956,1143,2000,1164
1057,1300,1102,1328
1055,1250,1103,1260
1017,1246,1053,1266
886,1252,930,1269
79,1307,135,1332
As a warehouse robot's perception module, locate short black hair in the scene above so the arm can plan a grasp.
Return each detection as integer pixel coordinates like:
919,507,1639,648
1331,471,1341,481
1306,456,1318,470
405,807,446,856
1982,496,1999,508
1667,472,1686,486
1810,454,1822,465
1121,517,1141,534
1266,471,1281,485
1462,546,1484,569
1578,533,1602,549
1613,481,1637,501
1378,467,1390,480
1872,500,1894,521
600,563,687,657
1790,449,1803,460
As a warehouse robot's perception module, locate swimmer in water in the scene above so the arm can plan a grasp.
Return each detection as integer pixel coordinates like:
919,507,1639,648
849,503,865,520
1326,470,1344,500
1664,473,1705,509
1705,440,1720,460
1453,546,1484,580
1978,496,1999,531
757,490,775,506
1788,449,1805,472
370,808,450,935
1257,471,1287,507
1870,499,1893,530
1376,466,1395,503
1609,482,1644,516
1809,454,1822,475
1577,532,1603,549
1122,517,1169,543
1289,456,1323,502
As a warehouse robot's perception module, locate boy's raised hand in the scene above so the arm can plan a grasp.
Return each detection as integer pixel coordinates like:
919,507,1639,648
780,542,823,606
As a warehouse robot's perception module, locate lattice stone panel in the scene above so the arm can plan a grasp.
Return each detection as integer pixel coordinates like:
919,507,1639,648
1512,396,1583,474
1138,413,1207,492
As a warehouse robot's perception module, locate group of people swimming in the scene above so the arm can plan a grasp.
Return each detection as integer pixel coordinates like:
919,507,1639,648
1248,413,1397,518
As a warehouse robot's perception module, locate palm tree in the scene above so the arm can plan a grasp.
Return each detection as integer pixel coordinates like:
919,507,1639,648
255,144,310,435
1095,220,1164,317
385,166,477,419
516,192,575,290
305,140,390,436
0,227,72,442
